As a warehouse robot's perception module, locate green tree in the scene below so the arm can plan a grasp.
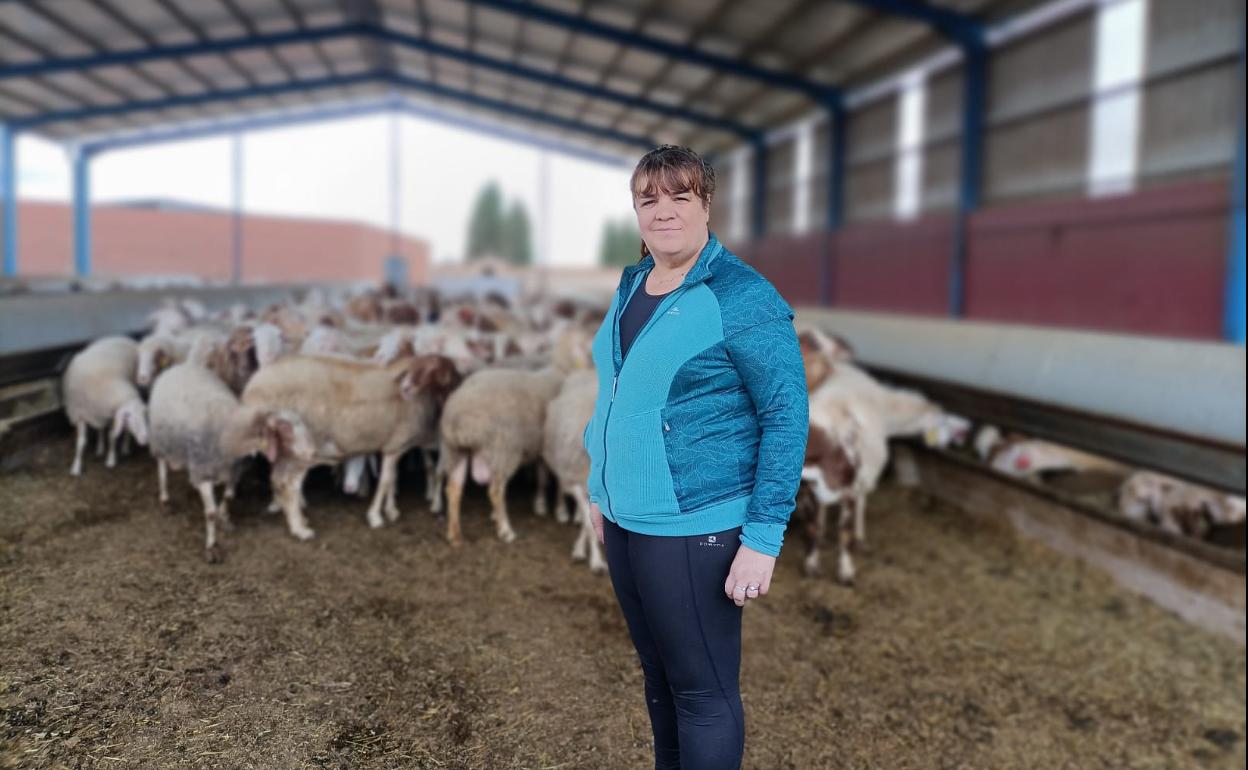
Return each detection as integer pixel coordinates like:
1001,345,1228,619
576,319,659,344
466,182,505,261
502,201,533,266
599,218,640,267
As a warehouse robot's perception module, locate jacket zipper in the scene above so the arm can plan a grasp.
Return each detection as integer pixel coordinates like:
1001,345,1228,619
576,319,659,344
600,279,691,516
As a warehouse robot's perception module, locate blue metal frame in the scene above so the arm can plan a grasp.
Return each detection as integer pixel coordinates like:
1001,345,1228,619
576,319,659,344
840,0,983,47
71,146,91,278
465,0,837,101
80,97,636,168
751,138,767,239
388,109,401,259
17,73,659,152
231,133,243,285
1,123,15,277
0,23,753,139
1226,29,1246,344
950,42,987,318
823,105,847,305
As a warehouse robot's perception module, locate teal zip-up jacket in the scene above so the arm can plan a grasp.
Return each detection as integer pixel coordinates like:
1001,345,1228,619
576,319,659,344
581,232,808,557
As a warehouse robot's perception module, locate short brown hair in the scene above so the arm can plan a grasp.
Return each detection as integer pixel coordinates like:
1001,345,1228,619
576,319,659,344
631,145,716,259
630,145,716,205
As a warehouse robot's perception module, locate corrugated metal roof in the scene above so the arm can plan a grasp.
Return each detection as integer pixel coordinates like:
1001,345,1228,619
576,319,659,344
0,0,1048,157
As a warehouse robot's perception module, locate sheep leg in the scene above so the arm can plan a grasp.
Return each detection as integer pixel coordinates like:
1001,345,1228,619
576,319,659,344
490,474,516,544
837,498,858,586
71,422,87,476
384,454,401,522
423,448,438,505
120,431,132,457
854,493,868,549
570,485,606,575
445,452,468,547
274,463,315,541
158,459,170,507
533,462,549,517
95,426,105,457
105,429,118,469
803,502,828,578
219,467,240,532
556,490,572,525
365,452,398,528
429,450,446,514
198,481,224,564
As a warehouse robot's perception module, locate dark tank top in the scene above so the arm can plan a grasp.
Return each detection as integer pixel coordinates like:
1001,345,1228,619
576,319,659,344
619,279,673,360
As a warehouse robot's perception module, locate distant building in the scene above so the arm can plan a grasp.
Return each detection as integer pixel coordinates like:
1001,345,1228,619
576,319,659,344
5,199,429,286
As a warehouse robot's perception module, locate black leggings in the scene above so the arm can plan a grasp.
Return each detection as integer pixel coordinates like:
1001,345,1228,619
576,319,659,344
603,518,745,770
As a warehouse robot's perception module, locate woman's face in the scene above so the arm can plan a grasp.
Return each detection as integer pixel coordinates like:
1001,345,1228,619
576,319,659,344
634,187,710,261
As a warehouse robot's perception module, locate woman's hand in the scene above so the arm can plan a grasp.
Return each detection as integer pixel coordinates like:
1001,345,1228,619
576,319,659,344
724,544,776,607
590,501,605,545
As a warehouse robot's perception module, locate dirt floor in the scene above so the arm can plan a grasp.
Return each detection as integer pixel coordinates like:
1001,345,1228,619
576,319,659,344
1,431,1244,770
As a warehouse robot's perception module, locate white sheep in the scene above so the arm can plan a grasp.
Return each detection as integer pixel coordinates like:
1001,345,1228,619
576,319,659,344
62,336,149,476
136,326,229,387
149,344,314,561
541,369,605,574
437,326,592,547
1118,471,1246,539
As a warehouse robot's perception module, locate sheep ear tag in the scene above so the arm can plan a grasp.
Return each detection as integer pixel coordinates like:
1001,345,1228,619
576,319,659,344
924,427,941,447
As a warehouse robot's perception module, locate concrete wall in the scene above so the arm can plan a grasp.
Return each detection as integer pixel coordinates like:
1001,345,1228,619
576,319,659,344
4,201,430,286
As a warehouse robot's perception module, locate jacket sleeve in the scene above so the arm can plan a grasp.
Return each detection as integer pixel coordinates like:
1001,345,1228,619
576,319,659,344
583,418,602,505
724,313,809,557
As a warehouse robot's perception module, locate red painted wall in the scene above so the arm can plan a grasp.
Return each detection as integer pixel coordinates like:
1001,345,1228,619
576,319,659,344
736,179,1231,340
966,180,1227,338
5,201,430,286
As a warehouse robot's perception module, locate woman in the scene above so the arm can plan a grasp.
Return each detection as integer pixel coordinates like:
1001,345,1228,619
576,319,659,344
582,145,808,770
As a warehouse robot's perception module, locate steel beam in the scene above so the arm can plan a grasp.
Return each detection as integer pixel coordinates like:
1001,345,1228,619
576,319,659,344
0,22,753,138
1,123,15,277
840,0,983,46
1227,28,1246,344
464,0,837,100
17,73,658,151
79,98,634,168
823,106,847,306
70,146,91,278
232,133,243,285
751,138,767,239
950,43,986,318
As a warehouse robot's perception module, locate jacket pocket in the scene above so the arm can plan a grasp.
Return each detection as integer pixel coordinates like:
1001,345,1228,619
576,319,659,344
605,409,680,514
662,408,755,511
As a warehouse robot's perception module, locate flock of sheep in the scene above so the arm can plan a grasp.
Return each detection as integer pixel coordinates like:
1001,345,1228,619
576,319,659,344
59,285,1244,577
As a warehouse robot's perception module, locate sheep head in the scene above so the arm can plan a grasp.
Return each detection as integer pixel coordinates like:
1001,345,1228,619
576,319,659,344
396,354,462,404
112,399,149,447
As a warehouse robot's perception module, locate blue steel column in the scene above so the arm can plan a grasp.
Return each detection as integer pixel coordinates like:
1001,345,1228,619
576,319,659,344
1,123,16,277
1225,29,1246,344
950,40,986,318
71,145,92,278
751,137,767,239
389,109,401,263
232,133,243,284
823,103,847,305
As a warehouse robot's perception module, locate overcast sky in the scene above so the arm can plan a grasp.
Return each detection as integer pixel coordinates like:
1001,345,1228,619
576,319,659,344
16,112,640,268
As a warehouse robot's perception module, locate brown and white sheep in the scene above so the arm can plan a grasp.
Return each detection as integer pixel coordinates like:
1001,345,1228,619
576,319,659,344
240,353,461,539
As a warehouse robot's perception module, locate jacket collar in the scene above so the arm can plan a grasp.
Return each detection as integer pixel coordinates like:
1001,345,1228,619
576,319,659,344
618,231,724,299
